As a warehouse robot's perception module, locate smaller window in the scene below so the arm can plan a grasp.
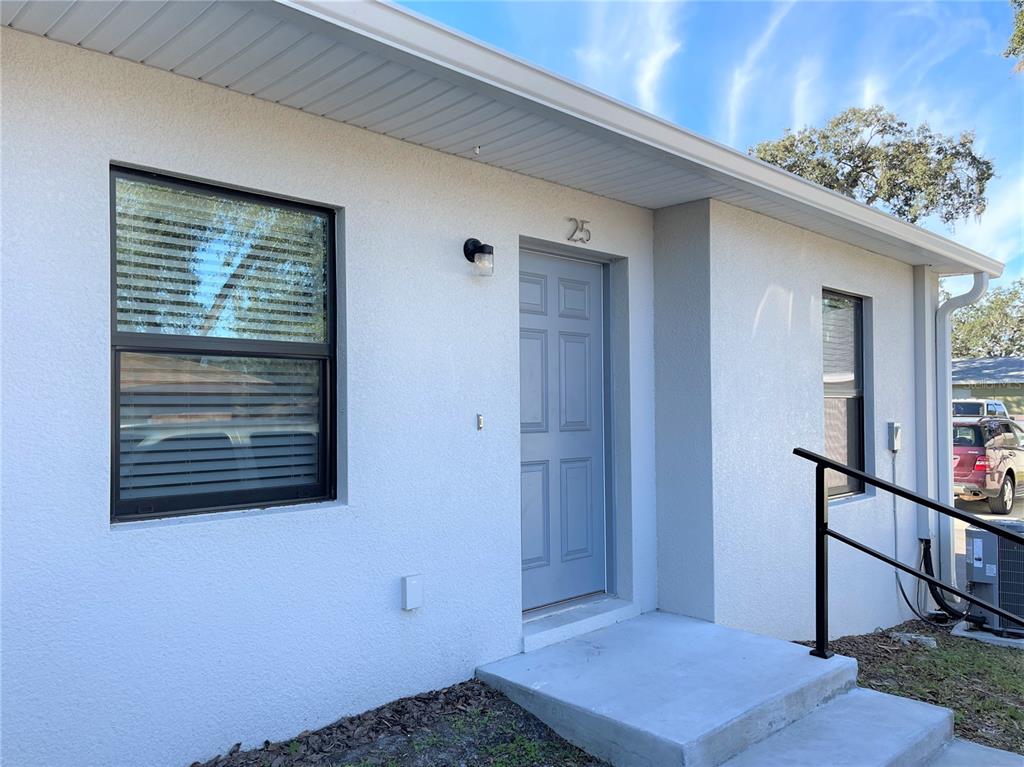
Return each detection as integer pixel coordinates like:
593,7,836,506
953,425,983,447
822,290,865,496
1013,423,1024,447
996,422,1017,448
954,402,983,416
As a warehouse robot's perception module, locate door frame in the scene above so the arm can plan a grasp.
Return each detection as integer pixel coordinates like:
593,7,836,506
519,236,634,611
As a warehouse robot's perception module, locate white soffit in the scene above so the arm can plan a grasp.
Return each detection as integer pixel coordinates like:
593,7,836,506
2,0,1003,277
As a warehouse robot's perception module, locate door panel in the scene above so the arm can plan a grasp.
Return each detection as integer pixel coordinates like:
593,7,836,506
520,251,606,610
519,329,548,433
520,461,550,569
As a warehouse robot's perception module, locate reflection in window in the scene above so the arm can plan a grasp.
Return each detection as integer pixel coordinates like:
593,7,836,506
115,177,328,343
112,168,336,520
823,291,865,496
118,354,322,504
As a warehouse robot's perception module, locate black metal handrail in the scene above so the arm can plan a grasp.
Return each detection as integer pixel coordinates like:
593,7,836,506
793,447,1024,659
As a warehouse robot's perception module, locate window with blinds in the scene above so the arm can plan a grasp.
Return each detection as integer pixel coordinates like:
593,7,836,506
112,168,336,520
822,290,865,497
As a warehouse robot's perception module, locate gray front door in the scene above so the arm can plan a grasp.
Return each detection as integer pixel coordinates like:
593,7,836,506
520,251,607,610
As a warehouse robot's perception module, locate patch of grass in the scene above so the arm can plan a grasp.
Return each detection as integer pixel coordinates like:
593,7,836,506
486,735,589,767
828,621,1024,754
451,706,489,735
411,730,446,752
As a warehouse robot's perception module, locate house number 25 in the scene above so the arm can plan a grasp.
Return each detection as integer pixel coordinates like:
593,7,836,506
567,217,592,243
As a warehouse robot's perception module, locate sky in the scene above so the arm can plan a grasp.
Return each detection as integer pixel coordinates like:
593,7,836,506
401,0,1024,291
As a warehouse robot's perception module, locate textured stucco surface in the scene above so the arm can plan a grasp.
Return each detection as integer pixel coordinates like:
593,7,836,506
653,201,716,621
0,29,656,767
2,24,943,767
707,200,921,640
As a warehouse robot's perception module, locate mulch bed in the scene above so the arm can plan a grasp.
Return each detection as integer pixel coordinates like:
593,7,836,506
805,619,1024,754
190,679,606,767
192,618,1023,765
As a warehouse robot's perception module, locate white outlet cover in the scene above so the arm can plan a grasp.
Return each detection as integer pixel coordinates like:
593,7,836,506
402,574,424,610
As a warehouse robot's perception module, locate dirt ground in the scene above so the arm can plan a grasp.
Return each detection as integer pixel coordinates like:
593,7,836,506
190,679,606,767
192,618,1023,765
817,619,1024,755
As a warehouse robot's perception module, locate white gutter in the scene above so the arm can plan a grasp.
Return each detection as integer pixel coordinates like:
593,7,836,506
913,267,938,540
933,272,989,584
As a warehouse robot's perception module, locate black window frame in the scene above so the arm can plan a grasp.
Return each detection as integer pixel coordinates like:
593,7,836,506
822,289,866,498
110,166,338,522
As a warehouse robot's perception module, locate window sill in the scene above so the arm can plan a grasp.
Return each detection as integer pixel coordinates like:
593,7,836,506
110,496,346,530
828,486,878,509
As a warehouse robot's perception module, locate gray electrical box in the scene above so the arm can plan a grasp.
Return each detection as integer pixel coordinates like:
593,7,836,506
965,520,1024,636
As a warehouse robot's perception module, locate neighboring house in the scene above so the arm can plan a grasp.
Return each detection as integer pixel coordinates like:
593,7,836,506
953,357,1024,416
0,2,1004,766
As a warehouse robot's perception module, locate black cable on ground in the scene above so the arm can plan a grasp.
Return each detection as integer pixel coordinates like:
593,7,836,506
889,452,962,627
897,549,953,627
921,538,970,620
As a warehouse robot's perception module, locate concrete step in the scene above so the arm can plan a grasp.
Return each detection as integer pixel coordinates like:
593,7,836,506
928,739,1024,766
476,612,858,767
721,688,952,767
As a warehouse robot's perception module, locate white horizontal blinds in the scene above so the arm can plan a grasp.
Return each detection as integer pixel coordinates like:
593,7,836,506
823,293,862,397
115,177,328,343
823,291,864,495
119,353,321,499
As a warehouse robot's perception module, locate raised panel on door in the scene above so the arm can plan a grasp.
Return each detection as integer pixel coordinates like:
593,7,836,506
520,329,548,433
520,251,607,610
559,332,591,431
521,461,550,569
560,458,593,561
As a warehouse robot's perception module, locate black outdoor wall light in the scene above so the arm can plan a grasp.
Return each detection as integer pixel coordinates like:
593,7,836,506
463,238,494,276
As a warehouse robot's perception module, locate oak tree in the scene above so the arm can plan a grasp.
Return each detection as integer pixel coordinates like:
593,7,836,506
750,106,994,225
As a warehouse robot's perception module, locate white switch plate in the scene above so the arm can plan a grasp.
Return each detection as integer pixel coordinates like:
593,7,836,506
401,574,423,610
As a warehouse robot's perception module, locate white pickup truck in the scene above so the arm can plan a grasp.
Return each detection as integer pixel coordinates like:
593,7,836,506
953,398,1011,418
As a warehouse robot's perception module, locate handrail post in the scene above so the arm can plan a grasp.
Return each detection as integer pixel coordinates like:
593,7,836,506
793,447,1024,635
810,464,834,659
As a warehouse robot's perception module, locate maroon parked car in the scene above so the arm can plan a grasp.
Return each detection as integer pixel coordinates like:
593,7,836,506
953,417,1024,514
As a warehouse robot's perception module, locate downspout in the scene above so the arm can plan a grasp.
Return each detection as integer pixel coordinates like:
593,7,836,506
931,271,989,587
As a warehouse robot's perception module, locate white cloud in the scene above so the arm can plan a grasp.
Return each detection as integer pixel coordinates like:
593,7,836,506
725,1,795,147
573,1,683,115
950,172,1024,270
897,16,988,88
635,3,683,112
791,56,822,130
860,75,886,108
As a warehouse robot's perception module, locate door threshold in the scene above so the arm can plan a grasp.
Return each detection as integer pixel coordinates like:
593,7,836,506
523,591,607,621
522,594,640,653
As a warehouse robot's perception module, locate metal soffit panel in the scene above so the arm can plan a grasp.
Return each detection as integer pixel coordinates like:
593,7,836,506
2,0,1001,275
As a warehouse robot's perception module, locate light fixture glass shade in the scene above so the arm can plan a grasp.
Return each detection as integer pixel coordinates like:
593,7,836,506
473,249,494,276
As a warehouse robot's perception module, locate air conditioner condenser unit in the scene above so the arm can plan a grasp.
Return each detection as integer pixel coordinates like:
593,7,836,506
965,520,1024,636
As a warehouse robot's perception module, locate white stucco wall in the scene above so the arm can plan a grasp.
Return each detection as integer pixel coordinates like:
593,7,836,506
707,200,920,640
653,201,716,621
0,29,656,767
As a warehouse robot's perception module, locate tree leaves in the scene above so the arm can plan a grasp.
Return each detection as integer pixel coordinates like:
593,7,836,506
749,105,994,225
948,279,1024,358
1006,0,1024,71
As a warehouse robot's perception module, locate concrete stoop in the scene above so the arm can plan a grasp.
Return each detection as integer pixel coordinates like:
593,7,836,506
476,612,1019,767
